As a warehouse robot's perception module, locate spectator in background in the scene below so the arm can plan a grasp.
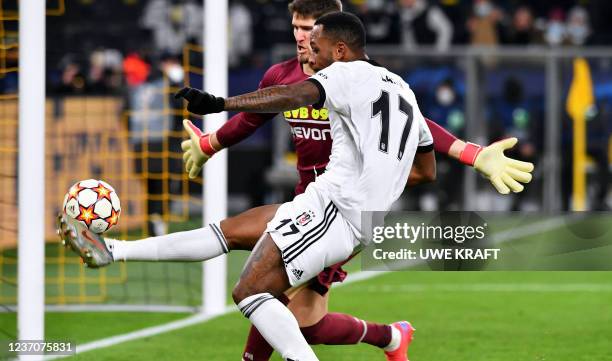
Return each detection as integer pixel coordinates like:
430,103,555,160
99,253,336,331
123,51,151,88
428,78,465,136
127,54,184,236
585,103,610,210
398,0,453,51
566,6,592,46
159,55,188,218
89,48,124,94
543,8,566,46
490,77,541,210
467,0,503,46
229,0,253,68
502,6,544,45
56,54,87,94
436,0,470,45
141,0,203,56
356,0,399,44
427,78,465,209
160,54,185,85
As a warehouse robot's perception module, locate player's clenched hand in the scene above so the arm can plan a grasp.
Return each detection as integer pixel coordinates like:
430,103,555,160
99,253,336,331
181,119,218,179
175,87,225,115
473,137,534,194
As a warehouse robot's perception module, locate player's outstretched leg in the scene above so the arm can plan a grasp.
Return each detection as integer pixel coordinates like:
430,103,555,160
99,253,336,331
58,212,229,267
233,234,318,361
57,205,279,268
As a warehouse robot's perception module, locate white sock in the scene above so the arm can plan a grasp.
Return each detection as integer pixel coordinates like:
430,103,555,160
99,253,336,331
384,325,402,352
238,293,319,361
107,223,229,262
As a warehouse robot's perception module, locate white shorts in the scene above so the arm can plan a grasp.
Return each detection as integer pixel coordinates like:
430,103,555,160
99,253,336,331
266,185,358,286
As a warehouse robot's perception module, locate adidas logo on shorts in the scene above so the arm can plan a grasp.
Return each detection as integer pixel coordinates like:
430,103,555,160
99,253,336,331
291,269,304,280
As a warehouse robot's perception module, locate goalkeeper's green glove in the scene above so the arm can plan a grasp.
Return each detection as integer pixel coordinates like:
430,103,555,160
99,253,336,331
460,137,534,194
181,119,219,179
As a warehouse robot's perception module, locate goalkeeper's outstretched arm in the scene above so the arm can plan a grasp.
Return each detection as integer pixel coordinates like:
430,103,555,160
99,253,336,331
424,119,534,194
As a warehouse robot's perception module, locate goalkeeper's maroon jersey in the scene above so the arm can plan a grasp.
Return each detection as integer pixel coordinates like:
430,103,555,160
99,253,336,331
216,57,331,194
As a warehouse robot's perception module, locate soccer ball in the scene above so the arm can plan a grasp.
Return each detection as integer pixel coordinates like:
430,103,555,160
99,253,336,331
62,179,121,234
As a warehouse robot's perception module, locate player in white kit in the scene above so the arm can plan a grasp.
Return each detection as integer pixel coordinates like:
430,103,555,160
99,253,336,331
266,45,434,287
180,12,435,361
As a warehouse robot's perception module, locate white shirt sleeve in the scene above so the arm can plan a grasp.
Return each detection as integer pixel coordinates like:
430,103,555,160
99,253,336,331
308,62,352,115
417,115,434,150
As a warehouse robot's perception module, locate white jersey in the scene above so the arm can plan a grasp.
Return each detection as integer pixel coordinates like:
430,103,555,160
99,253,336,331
307,60,433,243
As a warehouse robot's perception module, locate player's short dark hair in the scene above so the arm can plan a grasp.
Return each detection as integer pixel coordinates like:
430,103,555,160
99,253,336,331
315,12,366,50
288,0,342,19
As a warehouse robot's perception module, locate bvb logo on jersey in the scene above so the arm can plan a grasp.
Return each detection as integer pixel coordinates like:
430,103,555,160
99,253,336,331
284,107,329,121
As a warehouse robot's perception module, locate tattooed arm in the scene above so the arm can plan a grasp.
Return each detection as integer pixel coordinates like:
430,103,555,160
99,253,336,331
224,80,321,113
175,80,322,115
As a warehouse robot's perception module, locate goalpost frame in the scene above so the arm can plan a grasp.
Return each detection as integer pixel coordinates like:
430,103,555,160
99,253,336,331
15,1,228,330
202,0,228,315
18,0,46,357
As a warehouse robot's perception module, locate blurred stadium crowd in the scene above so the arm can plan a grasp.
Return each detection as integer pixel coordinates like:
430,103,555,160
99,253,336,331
0,0,609,213
13,0,605,96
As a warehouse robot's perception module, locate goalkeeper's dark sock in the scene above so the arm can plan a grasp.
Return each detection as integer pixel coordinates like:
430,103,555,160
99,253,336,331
243,326,274,361
365,321,395,350
300,312,362,345
109,222,228,262
299,313,394,349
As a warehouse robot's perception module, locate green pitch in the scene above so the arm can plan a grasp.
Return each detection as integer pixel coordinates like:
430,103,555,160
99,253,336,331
36,271,612,361
2,214,611,360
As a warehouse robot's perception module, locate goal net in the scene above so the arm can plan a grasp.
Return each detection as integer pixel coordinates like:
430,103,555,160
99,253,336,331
0,1,221,315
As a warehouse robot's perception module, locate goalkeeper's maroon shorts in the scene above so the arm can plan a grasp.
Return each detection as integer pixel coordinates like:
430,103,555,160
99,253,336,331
308,253,357,296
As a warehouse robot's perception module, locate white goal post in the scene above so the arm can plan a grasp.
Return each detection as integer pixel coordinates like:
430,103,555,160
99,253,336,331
202,0,229,315
18,0,46,359
15,4,229,348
